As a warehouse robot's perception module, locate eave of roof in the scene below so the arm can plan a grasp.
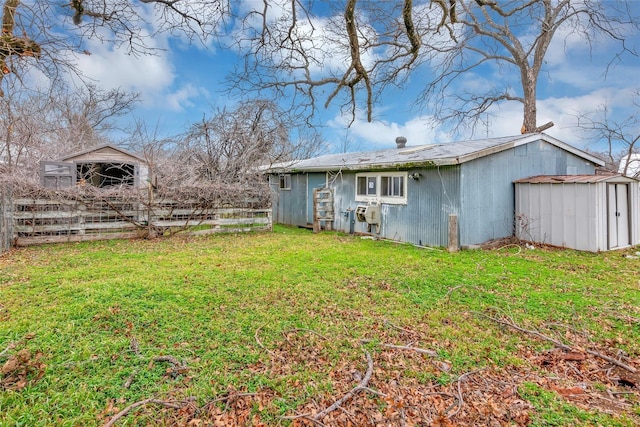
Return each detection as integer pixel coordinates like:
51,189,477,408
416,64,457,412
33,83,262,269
514,174,638,184
57,144,147,163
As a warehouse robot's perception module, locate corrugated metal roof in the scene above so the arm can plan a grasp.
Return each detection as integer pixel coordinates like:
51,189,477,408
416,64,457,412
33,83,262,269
264,133,604,173
514,174,638,184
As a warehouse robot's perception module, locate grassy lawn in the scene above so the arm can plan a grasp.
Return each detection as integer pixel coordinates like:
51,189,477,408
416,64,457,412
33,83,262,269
1,225,639,426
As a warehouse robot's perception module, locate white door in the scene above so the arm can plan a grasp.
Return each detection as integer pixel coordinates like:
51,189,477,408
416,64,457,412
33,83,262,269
608,184,630,249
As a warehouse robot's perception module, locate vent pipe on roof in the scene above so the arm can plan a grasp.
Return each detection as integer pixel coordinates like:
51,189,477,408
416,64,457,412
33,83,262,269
395,136,407,149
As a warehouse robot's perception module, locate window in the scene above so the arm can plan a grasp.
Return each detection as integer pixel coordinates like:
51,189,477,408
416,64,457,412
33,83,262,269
382,175,404,197
357,176,377,196
355,172,407,204
279,174,291,190
41,161,76,189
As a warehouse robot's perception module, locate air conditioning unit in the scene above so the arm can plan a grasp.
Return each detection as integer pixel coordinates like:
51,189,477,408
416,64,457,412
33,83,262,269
355,202,381,233
355,205,367,222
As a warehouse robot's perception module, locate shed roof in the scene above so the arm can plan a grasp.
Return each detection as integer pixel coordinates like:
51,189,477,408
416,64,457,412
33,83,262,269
264,133,604,173
514,174,638,184
57,144,147,163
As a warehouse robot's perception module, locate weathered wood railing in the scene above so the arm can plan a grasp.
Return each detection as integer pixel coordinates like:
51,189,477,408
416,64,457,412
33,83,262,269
11,196,272,246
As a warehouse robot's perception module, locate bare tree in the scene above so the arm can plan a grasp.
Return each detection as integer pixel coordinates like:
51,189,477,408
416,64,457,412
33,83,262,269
1,1,636,161
0,0,231,98
227,1,638,133
177,100,321,184
576,90,640,177
53,84,139,151
0,86,55,176
0,84,137,184
423,1,638,134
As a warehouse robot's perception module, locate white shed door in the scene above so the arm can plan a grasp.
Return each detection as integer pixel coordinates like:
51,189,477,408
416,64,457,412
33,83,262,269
608,184,630,249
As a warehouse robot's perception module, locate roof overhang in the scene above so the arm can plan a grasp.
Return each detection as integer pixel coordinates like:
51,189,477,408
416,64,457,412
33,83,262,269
57,144,147,163
514,173,638,184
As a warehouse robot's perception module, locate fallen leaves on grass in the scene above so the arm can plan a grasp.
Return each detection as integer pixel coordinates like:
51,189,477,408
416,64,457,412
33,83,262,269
1,347,46,391
95,317,639,426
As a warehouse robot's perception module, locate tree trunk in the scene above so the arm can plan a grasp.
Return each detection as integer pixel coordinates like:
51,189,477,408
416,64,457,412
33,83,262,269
521,68,537,133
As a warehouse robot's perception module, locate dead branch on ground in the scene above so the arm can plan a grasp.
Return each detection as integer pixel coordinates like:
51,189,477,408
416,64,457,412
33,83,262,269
383,319,418,335
201,391,259,413
443,284,483,304
482,314,637,373
446,368,486,418
0,342,16,360
313,350,374,422
152,355,189,377
282,328,328,340
361,339,438,357
103,397,195,427
282,350,376,423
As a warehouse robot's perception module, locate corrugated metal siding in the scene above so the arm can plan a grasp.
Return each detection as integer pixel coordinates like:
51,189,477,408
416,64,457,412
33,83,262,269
515,182,601,251
515,179,639,252
403,166,461,247
459,140,596,246
270,173,308,227
329,167,461,247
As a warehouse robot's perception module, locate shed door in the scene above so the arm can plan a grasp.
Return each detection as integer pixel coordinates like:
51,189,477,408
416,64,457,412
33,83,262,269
608,184,630,249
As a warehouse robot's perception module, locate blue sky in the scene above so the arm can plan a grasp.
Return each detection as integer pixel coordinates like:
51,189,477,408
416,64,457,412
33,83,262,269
70,1,640,156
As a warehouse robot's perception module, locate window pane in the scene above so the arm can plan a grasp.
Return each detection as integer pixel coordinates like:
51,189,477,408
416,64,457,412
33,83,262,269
357,177,367,195
367,177,377,195
393,176,403,197
279,174,291,189
381,176,389,196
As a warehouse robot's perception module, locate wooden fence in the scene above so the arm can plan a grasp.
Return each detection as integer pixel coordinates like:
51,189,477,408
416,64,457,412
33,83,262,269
10,196,272,247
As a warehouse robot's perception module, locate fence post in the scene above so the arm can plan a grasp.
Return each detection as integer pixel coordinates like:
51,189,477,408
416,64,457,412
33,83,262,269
0,187,13,253
448,213,459,253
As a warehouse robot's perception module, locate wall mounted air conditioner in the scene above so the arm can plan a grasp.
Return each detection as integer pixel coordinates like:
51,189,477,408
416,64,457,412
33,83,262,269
364,202,380,225
355,202,381,233
355,205,367,222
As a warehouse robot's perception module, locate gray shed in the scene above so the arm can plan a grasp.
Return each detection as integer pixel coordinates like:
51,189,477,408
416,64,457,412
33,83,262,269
514,174,639,252
41,144,149,189
265,133,604,248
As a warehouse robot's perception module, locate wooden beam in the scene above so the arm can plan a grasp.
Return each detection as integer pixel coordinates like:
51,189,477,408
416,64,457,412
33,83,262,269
448,214,459,252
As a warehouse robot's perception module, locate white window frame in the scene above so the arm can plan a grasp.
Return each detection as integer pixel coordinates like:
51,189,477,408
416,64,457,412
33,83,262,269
279,174,292,190
355,172,407,204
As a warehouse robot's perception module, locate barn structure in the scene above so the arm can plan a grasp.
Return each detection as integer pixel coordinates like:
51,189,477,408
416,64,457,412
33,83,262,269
41,144,149,189
264,133,640,251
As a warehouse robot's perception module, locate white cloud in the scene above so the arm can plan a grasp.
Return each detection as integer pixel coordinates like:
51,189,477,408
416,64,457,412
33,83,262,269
74,44,174,93
476,87,638,149
71,33,213,113
327,110,453,151
164,83,204,111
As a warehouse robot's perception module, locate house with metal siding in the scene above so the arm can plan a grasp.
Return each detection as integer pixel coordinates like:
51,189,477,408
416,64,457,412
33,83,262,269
265,133,604,248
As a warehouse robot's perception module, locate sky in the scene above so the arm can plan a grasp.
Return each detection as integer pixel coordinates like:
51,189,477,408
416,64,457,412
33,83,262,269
69,0,640,157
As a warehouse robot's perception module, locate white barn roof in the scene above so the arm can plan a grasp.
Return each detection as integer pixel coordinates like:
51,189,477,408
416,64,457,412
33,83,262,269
57,144,147,164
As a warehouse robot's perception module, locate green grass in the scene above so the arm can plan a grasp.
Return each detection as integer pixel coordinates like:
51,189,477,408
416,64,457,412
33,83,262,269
1,225,639,426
